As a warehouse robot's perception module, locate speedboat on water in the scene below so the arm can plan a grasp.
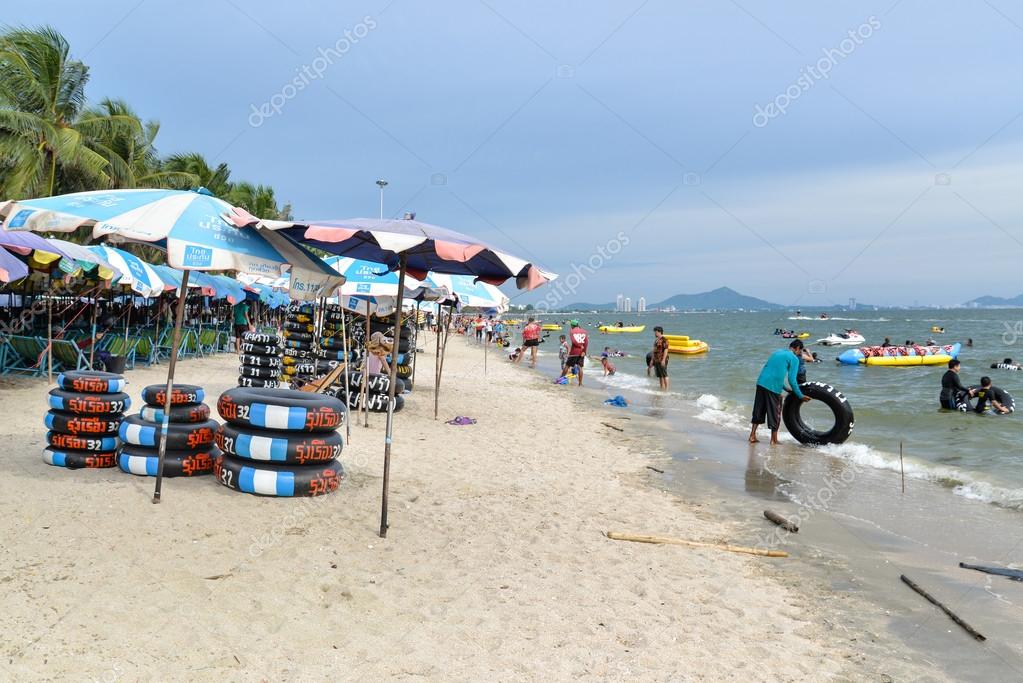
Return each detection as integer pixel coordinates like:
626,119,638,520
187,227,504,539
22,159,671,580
817,329,865,346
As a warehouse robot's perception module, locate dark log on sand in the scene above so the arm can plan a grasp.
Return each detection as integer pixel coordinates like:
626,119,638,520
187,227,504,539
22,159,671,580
764,510,799,533
900,574,986,641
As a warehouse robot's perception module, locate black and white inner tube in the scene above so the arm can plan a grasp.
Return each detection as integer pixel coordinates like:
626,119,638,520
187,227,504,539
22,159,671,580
782,382,854,446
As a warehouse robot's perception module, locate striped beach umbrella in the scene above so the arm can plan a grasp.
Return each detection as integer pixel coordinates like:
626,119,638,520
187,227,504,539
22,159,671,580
87,245,165,298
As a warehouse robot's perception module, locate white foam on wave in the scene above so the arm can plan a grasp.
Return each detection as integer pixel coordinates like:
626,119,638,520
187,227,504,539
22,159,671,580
597,368,683,398
816,442,1023,510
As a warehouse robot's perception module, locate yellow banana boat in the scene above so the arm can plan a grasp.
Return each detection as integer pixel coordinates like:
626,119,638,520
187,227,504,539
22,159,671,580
598,325,646,333
664,334,709,355
541,324,563,331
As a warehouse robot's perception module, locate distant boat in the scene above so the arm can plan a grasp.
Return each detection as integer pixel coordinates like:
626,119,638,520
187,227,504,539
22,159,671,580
599,325,646,333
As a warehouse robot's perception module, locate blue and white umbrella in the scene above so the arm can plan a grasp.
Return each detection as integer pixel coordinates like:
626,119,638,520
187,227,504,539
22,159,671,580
1,188,342,301
425,273,509,311
87,245,165,298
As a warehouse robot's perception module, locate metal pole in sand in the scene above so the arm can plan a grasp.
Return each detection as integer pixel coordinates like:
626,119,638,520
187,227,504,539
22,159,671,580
153,270,191,503
380,254,408,538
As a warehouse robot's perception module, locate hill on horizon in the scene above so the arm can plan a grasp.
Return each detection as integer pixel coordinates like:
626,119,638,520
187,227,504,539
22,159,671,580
963,294,1023,307
562,287,783,311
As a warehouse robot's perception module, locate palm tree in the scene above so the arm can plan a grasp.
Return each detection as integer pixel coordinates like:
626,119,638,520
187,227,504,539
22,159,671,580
228,181,286,219
81,98,198,190
161,152,233,196
0,26,141,198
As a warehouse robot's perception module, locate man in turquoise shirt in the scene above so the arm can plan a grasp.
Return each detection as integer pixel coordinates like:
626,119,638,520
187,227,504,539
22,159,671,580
749,340,810,445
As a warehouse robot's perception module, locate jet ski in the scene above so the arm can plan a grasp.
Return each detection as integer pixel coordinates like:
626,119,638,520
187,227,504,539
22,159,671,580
817,329,865,346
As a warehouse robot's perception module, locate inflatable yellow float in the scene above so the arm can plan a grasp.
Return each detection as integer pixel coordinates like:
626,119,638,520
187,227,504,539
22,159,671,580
664,334,709,355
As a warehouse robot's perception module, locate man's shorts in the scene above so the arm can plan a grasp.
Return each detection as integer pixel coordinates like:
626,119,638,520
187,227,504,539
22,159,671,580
234,324,248,337
751,385,782,430
523,339,540,348
653,362,668,379
565,355,584,369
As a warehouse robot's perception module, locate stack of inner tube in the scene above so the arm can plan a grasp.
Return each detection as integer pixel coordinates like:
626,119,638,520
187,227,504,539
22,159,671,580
319,305,353,364
44,370,128,469
214,387,346,497
282,303,317,386
117,384,220,477
239,330,282,388
329,371,405,413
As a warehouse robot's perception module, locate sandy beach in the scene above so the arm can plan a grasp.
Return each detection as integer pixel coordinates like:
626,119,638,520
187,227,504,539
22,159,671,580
0,334,951,682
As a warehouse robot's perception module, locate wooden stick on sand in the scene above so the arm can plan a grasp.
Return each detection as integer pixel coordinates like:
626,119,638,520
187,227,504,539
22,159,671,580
605,531,788,558
764,510,799,533
900,574,986,641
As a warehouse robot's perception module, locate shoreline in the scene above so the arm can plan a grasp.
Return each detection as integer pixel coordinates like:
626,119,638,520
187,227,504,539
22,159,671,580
514,338,1023,680
0,335,956,680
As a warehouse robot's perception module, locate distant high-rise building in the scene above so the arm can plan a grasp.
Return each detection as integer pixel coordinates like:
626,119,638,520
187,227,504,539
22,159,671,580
615,294,624,312
848,297,856,311
624,297,632,313
638,297,647,312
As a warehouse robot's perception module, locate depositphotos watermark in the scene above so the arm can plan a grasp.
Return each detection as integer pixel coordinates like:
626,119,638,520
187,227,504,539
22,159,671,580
535,231,630,312
248,16,378,127
753,16,881,128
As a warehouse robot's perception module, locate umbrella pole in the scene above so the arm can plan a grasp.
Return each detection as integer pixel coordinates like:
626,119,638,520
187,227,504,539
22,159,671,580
434,307,442,420
410,301,422,389
154,297,162,364
89,292,99,367
380,254,408,538
124,296,132,345
47,296,53,383
340,307,352,445
153,270,191,504
434,307,452,420
363,299,371,428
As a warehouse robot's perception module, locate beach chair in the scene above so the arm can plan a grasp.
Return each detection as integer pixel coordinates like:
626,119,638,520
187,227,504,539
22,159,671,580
50,338,93,371
134,332,157,366
2,335,47,376
197,328,219,356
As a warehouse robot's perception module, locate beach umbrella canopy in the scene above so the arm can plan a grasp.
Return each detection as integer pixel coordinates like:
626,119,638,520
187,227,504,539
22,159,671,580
425,273,509,311
326,256,425,296
44,238,121,280
0,246,28,282
1,189,342,300
87,245,165,298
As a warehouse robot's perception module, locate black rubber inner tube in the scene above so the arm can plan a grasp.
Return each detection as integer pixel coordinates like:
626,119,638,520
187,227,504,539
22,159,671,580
284,321,315,333
47,430,119,452
240,365,282,379
241,342,280,355
139,403,211,424
332,390,404,413
45,410,120,435
56,370,126,394
43,447,117,469
241,353,281,367
284,331,314,343
48,388,130,415
242,332,281,345
782,382,854,446
216,423,343,465
119,414,219,449
117,443,220,477
218,387,346,432
238,377,281,389
141,384,205,406
342,372,405,395
214,453,344,497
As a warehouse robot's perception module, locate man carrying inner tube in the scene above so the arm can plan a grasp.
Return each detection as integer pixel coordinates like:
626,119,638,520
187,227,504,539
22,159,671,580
750,340,809,445
940,359,974,411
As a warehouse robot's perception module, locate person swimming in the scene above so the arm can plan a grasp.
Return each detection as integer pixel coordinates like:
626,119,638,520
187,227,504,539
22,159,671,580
940,359,975,411
991,357,1021,371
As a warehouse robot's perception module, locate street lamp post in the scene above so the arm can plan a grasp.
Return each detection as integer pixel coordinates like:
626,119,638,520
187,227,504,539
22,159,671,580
376,179,388,219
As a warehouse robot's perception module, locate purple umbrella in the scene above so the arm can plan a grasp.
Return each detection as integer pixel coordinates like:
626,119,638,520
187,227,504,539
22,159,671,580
0,247,28,282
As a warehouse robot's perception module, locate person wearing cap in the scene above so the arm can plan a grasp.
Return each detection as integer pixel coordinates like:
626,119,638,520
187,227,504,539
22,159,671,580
560,319,589,385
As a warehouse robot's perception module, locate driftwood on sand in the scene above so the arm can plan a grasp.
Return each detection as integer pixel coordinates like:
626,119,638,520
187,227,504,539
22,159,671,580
605,531,788,558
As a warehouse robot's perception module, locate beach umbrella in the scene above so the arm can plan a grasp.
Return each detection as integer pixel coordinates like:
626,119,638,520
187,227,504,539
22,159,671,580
0,247,28,282
3,188,344,502
87,245,165,298
425,273,509,311
266,215,556,537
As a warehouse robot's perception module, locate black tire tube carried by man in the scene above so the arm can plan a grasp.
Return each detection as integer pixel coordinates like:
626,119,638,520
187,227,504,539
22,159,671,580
242,331,281,346
55,370,126,394
239,364,282,379
214,453,344,497
45,410,120,435
782,382,854,446
240,353,281,368
218,386,346,432
237,376,281,389
216,422,344,465
48,388,130,415
141,383,205,406
240,342,279,355
117,443,219,477
43,447,118,469
119,414,220,449
139,402,212,424
46,430,119,452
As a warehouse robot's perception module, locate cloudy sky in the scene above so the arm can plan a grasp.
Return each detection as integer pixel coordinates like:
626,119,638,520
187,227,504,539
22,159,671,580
10,1,1023,306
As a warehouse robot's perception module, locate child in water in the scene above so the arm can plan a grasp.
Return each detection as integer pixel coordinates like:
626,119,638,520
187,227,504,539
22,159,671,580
600,347,617,376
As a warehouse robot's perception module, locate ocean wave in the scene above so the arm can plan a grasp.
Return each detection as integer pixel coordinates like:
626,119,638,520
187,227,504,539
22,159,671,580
816,442,1023,511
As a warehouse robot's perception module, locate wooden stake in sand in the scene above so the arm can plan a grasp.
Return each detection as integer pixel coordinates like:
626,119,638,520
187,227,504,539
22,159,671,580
763,510,799,533
900,441,906,493
605,531,788,558
900,574,986,641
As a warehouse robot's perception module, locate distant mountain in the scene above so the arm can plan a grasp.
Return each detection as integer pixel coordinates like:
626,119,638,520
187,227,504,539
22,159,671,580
652,287,783,311
963,294,1023,308
561,287,783,311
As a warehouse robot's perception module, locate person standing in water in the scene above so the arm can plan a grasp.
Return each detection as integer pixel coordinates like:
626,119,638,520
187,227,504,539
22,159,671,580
651,327,670,390
515,317,542,367
940,359,974,411
561,320,589,385
749,340,809,445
